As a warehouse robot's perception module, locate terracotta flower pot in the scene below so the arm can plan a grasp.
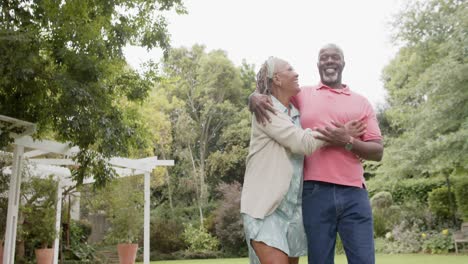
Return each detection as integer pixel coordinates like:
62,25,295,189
117,243,138,264
35,248,54,264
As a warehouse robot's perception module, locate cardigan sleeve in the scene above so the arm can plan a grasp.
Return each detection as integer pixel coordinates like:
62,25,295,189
254,113,326,155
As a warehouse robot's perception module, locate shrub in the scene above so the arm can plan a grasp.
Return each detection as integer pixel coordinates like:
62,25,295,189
213,182,246,256
371,191,400,237
150,217,187,253
63,220,98,263
85,177,144,244
374,237,386,253
397,200,439,231
421,229,454,254
70,219,93,243
382,221,423,253
21,176,58,249
428,187,457,220
173,250,222,259
454,177,468,221
182,223,220,252
367,177,446,204
67,242,99,263
371,191,393,208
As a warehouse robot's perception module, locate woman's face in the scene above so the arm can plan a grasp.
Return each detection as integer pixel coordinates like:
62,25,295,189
274,61,300,96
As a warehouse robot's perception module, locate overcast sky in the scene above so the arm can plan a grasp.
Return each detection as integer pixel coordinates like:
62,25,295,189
124,0,406,107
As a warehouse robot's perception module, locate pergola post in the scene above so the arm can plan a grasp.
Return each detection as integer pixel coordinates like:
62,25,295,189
3,145,25,264
53,181,63,264
144,172,150,264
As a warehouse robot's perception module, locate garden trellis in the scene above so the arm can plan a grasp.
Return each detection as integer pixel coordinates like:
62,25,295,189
1,115,173,264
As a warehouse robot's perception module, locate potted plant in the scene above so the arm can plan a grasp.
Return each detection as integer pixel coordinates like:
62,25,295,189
106,177,143,264
20,176,58,264
88,177,143,264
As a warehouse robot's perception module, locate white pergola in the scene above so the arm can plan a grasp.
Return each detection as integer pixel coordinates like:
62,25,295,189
1,115,174,264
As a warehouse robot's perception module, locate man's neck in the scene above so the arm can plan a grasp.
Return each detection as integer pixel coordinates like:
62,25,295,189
322,82,344,89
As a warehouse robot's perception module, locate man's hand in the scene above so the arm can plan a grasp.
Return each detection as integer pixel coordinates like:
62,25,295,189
342,120,367,138
248,93,276,125
314,120,366,147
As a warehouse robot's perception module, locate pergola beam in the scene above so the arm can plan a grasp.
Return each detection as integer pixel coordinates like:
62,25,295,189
15,136,76,156
3,145,24,264
23,150,50,158
0,115,36,136
3,117,174,264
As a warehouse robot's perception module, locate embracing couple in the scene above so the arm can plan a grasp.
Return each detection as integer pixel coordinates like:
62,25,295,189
240,44,383,264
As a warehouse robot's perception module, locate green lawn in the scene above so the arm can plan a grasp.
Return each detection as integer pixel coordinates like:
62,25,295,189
143,254,468,264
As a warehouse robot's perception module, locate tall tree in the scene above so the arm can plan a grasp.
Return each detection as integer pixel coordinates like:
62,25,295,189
378,0,467,179
0,0,185,186
161,45,247,225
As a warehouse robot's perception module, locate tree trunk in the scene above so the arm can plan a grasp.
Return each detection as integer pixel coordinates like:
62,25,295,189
188,145,204,226
445,172,457,227
160,151,174,214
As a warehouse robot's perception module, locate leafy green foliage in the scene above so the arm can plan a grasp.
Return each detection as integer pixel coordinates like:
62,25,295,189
207,109,251,188
454,177,468,221
83,177,144,244
182,223,220,252
428,187,457,220
213,182,246,256
20,176,58,249
383,221,423,253
378,0,467,179
421,230,454,254
371,192,401,237
150,217,187,253
159,45,253,224
367,176,446,204
0,0,185,187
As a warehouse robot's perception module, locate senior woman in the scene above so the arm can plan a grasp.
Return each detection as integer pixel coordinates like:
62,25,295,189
240,57,363,264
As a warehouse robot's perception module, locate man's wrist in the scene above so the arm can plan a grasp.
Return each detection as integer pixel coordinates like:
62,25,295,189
344,136,354,151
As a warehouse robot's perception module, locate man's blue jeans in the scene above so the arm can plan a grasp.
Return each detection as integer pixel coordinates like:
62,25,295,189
302,181,375,264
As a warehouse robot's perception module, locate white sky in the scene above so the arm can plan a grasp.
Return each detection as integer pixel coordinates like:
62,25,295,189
124,0,406,107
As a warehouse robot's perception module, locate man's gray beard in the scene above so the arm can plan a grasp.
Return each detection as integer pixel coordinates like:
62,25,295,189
322,74,338,84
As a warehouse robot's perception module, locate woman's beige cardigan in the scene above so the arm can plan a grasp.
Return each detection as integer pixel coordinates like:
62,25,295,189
240,111,325,219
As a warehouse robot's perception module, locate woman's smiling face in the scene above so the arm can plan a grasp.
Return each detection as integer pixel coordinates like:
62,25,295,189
274,60,300,96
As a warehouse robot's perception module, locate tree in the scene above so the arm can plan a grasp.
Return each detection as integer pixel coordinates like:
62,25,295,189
207,108,251,188
378,0,467,180
137,80,184,213
161,45,248,225
0,0,185,187
213,182,246,256
206,61,255,188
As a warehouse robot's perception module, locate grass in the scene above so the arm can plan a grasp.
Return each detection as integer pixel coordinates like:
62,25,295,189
143,254,468,264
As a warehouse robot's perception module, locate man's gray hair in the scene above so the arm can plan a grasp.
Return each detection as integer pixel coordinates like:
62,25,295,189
318,43,345,60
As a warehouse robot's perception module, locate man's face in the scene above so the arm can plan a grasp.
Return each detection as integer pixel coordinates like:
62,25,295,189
317,48,345,87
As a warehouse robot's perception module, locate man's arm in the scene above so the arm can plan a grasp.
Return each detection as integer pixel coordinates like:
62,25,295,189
347,139,383,161
315,125,384,161
248,92,276,124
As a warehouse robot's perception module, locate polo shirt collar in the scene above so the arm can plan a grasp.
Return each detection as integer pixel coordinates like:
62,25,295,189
316,82,351,95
